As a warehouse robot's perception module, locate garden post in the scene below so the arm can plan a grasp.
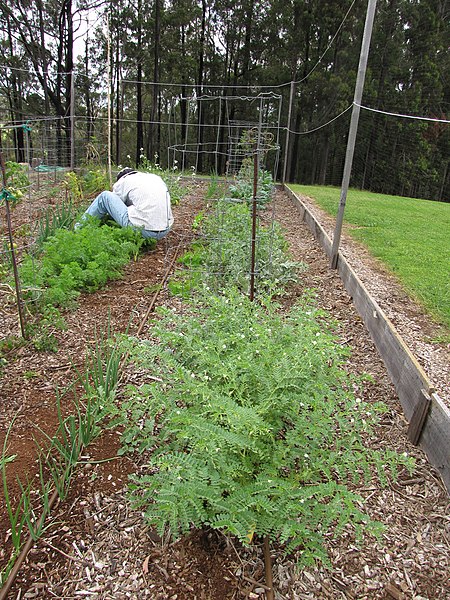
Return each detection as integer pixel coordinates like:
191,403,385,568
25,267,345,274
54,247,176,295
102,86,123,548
282,81,295,185
0,145,27,338
249,146,258,301
330,0,377,269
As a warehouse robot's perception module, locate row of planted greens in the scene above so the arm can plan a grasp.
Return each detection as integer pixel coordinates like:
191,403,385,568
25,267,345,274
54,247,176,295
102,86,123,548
0,162,185,356
113,169,412,568
1,162,182,585
1,161,412,581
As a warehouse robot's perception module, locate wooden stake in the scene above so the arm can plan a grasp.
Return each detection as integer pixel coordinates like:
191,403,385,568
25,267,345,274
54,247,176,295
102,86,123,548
0,143,27,338
263,536,274,600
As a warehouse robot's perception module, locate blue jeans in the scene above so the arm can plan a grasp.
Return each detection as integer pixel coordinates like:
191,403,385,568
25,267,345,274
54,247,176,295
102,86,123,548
78,191,171,240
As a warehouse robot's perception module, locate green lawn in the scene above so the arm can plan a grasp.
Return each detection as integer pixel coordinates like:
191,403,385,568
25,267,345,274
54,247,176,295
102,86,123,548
289,185,450,331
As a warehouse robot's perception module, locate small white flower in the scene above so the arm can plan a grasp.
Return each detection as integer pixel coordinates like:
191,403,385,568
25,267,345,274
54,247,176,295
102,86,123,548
222,344,227,349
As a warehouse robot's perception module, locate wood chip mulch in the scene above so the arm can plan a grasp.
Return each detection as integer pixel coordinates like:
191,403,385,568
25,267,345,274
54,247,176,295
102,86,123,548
1,182,449,599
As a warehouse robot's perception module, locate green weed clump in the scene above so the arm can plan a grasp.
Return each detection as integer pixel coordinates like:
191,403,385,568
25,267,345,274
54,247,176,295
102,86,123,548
64,169,110,201
118,290,412,566
18,219,155,310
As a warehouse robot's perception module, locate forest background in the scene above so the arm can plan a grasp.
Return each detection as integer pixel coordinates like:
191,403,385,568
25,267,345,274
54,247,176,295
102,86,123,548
0,0,448,202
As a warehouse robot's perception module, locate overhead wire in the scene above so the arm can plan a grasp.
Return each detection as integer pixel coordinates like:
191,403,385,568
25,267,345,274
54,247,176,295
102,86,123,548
356,103,450,124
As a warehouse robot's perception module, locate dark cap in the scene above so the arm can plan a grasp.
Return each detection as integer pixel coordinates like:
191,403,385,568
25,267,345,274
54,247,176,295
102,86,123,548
116,167,137,181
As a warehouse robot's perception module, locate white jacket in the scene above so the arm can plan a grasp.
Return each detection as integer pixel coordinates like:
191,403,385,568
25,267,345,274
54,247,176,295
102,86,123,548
113,172,174,231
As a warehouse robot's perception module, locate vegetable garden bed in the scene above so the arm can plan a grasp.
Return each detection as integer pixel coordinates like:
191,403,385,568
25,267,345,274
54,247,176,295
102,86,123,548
0,180,449,599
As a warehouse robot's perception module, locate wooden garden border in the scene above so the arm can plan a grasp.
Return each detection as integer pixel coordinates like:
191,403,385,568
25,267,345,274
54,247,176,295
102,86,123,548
284,185,450,494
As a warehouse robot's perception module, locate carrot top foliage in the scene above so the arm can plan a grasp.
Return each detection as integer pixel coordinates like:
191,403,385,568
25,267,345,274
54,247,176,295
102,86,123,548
18,219,154,310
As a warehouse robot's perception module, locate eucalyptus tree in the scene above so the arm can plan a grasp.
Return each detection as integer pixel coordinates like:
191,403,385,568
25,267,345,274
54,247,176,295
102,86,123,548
0,0,100,165
261,0,367,183
73,12,109,154
0,10,30,161
164,0,202,148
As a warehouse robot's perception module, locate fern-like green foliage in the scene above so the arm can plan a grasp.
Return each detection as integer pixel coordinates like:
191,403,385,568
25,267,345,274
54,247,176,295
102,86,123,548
118,289,413,566
18,219,155,309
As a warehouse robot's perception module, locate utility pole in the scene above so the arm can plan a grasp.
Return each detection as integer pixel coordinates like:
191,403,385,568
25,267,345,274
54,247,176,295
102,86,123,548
330,0,377,269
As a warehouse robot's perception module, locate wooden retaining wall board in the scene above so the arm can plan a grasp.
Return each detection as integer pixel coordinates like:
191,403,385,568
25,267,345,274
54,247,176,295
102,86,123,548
284,186,450,494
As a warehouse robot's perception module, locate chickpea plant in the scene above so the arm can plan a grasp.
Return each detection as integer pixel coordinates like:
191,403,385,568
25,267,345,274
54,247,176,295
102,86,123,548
117,290,413,566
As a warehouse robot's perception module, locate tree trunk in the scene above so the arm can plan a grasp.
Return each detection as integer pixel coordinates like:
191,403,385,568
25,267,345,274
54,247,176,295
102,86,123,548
148,0,161,161
196,0,206,173
115,41,122,166
6,17,25,162
65,0,74,166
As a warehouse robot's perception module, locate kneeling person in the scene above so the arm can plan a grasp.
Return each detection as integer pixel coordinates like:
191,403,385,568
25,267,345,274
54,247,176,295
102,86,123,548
77,168,174,240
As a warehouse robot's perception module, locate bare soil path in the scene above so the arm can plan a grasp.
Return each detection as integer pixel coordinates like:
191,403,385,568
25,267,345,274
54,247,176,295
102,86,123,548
0,183,448,599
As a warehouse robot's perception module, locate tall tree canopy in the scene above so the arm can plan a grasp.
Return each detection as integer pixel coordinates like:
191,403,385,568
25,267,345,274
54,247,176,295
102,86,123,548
0,0,448,200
